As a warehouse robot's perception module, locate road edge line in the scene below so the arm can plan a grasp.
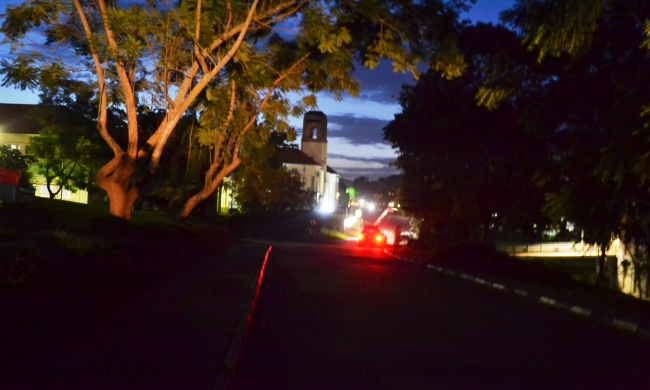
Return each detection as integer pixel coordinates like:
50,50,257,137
386,250,650,339
214,245,272,390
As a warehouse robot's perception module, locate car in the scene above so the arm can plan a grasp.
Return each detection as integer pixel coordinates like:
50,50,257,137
358,225,386,247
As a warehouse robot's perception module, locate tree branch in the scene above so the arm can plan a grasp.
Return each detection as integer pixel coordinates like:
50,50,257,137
149,0,262,172
72,0,122,156
96,0,139,159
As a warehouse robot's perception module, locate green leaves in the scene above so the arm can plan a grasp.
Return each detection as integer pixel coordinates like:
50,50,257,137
1,0,63,49
642,20,650,51
317,27,352,54
29,109,98,196
505,0,605,61
475,87,512,111
0,53,42,90
0,145,31,171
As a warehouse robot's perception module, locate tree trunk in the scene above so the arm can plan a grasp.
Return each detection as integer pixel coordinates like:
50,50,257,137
178,158,240,219
597,242,607,280
95,153,139,220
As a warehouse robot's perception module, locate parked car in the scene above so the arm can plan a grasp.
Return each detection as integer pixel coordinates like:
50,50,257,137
358,225,386,247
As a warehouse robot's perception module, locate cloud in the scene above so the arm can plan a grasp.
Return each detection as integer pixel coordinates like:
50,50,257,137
331,165,401,181
326,139,400,180
327,137,397,158
326,116,391,145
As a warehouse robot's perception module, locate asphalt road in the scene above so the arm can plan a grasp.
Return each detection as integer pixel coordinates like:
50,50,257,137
231,241,650,389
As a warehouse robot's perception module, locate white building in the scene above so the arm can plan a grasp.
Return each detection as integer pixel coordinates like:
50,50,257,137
276,111,339,212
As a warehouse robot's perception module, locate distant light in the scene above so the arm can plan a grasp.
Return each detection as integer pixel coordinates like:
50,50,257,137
355,209,362,218
359,199,366,206
367,203,376,212
388,202,395,207
319,203,335,214
344,216,357,228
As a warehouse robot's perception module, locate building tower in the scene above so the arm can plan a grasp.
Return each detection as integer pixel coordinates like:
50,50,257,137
301,111,328,204
300,111,328,166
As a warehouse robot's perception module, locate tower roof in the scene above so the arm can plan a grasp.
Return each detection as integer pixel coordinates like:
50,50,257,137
275,146,320,166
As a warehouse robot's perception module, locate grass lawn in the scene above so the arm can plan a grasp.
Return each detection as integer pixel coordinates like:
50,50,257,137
0,197,234,377
526,256,599,285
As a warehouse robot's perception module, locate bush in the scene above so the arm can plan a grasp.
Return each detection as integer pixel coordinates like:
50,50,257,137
51,229,95,256
1,244,39,289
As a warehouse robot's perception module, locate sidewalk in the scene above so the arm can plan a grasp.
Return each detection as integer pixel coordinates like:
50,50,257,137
391,246,650,338
3,242,268,389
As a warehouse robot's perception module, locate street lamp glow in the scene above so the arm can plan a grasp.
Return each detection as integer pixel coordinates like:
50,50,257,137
344,216,357,228
319,202,335,214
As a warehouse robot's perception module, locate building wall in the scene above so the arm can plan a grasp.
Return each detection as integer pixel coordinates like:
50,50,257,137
35,183,89,203
0,133,33,153
216,177,238,214
285,163,323,195
321,171,339,213
300,141,327,167
1,133,88,204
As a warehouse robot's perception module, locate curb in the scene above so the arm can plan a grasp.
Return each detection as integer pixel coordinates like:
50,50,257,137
387,250,650,339
214,245,272,390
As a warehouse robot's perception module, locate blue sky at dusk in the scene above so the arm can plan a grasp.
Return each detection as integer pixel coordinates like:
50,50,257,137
0,0,516,180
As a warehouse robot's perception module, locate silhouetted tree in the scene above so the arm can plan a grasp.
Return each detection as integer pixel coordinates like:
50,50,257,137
385,24,546,246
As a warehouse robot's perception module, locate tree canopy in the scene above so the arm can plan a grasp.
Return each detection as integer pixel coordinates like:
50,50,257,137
384,23,546,246
385,0,650,284
1,0,474,219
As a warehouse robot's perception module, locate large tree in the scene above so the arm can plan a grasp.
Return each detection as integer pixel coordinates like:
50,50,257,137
384,23,546,246
233,142,315,212
1,0,473,220
493,0,650,279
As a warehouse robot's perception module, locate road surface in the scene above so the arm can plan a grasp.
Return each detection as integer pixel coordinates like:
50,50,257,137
231,241,650,389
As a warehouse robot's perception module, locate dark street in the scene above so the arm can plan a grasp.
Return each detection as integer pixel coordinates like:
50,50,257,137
231,241,650,389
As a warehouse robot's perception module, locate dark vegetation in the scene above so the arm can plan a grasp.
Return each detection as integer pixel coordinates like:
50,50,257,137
384,1,650,287
0,198,233,375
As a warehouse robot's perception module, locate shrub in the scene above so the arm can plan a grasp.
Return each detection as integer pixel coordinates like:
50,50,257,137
51,229,95,256
0,244,39,289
